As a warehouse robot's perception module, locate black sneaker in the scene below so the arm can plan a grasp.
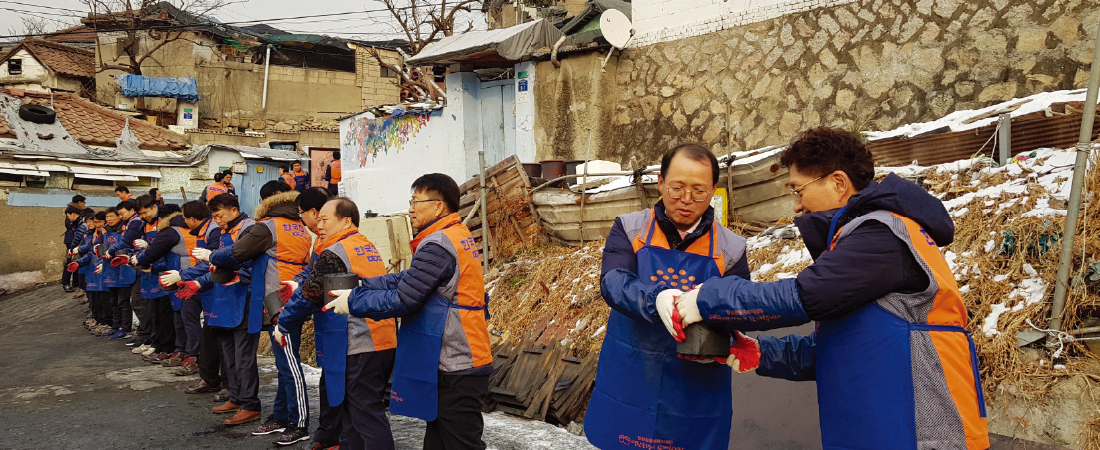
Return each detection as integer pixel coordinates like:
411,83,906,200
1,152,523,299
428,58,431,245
303,442,337,450
63,285,74,293
274,427,310,446
251,416,286,436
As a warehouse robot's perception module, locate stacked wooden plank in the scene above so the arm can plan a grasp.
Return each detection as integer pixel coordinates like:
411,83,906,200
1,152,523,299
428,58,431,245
457,155,544,262
486,336,599,425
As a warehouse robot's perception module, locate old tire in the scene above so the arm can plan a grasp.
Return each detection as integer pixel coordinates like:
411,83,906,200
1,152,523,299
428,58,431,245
18,104,56,124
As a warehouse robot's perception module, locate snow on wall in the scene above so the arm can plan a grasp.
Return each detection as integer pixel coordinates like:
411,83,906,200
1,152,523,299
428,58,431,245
630,0,856,47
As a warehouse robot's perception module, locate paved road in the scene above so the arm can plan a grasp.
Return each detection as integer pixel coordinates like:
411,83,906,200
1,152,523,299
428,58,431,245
0,284,594,450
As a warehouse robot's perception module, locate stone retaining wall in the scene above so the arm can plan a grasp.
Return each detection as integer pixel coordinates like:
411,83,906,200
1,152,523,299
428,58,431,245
534,0,1100,164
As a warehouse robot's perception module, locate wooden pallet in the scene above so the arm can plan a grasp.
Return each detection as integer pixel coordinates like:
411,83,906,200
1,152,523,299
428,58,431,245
458,155,544,262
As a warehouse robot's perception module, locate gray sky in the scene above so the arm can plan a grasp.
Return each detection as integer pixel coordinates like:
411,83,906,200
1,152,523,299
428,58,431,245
2,0,486,42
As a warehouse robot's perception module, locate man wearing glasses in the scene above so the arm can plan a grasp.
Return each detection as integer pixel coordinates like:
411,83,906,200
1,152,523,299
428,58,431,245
584,143,750,449
663,127,989,449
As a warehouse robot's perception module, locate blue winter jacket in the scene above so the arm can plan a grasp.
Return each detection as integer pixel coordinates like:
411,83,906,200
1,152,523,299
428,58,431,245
696,173,953,379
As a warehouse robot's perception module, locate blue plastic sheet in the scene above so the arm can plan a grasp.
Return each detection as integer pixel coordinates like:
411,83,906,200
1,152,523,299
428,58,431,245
115,75,199,102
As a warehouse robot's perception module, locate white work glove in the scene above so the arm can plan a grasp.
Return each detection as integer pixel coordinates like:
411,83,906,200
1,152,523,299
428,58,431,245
129,255,139,266
672,283,705,341
656,288,685,339
279,281,298,302
94,264,103,274
159,270,182,288
191,247,212,262
272,328,287,347
323,289,352,314
133,239,148,249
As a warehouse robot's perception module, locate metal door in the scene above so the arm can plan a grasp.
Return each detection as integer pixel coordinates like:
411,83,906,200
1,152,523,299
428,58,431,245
237,160,282,219
479,80,516,168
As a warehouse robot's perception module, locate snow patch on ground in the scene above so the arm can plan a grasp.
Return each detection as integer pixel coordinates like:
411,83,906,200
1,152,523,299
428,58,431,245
0,271,45,295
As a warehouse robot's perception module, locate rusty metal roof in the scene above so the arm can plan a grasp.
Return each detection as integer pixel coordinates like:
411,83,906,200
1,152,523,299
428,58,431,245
868,112,1100,167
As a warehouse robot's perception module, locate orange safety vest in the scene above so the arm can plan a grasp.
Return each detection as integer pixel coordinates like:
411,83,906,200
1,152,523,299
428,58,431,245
820,210,988,450
409,213,493,370
205,184,229,202
329,160,341,184
320,227,397,351
281,173,297,190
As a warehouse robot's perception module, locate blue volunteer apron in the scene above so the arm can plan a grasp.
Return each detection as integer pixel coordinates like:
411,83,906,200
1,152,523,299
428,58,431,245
585,217,731,450
388,291,485,421
207,219,253,328
316,309,348,406
102,230,136,287
139,226,163,299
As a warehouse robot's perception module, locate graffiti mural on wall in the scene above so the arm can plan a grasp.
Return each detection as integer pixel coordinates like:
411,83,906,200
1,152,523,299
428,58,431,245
343,112,431,167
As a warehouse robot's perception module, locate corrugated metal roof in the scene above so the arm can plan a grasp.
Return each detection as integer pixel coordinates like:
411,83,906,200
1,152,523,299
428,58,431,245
868,112,1100,167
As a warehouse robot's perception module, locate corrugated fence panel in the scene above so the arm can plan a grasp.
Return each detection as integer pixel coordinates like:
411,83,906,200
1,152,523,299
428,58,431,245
868,113,1100,167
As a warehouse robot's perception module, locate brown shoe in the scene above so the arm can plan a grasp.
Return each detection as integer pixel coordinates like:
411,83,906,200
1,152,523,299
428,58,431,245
211,401,239,414
224,409,261,425
161,353,184,367
185,380,219,394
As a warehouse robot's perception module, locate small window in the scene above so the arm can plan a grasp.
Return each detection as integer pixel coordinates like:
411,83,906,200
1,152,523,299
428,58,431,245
380,65,398,78
8,59,21,75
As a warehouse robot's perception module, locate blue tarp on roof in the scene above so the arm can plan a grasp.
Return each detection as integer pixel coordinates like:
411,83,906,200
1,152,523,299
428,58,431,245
115,75,199,102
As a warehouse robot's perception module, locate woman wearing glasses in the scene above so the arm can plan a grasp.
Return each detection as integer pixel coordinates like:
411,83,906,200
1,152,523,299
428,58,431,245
584,143,752,450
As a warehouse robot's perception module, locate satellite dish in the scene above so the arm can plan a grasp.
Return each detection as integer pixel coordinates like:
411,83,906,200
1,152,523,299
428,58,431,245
599,9,633,48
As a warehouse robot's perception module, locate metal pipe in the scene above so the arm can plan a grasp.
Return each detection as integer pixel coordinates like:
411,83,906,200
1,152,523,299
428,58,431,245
479,150,489,273
1070,325,1100,336
529,169,660,193
578,130,592,245
1047,17,1100,344
998,113,1011,165
262,45,271,109
550,36,567,68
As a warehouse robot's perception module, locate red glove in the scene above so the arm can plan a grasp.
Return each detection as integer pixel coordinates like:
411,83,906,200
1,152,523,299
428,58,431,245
278,281,298,302
176,281,201,300
65,262,79,273
110,255,130,267
671,308,686,342
727,331,761,373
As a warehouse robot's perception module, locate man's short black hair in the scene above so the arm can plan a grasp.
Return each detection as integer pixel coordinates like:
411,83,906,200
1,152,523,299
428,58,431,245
207,193,239,212
82,208,95,219
149,188,159,195
297,187,331,212
105,207,118,216
65,205,81,215
781,126,875,191
281,165,291,173
182,200,210,220
411,173,460,214
260,180,293,200
115,186,129,194
72,195,86,203
660,143,720,186
329,197,359,227
137,194,159,211
94,211,107,220
117,199,137,211
159,203,181,217
332,151,341,160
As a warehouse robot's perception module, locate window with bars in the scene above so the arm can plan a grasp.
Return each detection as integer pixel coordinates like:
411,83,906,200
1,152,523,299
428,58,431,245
7,59,21,75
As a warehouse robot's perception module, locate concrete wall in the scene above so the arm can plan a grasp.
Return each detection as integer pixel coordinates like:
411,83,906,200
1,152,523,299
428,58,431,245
0,190,66,277
94,31,400,126
186,129,339,148
340,72,479,215
631,0,856,47
534,0,1100,165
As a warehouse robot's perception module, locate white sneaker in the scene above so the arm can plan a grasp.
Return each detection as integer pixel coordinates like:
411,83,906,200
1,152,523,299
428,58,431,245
142,346,158,357
132,344,151,354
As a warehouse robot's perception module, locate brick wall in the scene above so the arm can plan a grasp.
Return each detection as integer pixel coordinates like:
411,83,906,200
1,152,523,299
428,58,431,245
354,47,401,108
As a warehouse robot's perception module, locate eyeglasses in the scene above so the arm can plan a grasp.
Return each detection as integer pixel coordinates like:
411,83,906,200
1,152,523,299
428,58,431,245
409,199,441,207
789,174,828,198
665,186,712,203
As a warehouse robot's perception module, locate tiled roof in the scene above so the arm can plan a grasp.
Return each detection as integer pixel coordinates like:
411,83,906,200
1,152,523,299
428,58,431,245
43,26,98,44
0,39,95,79
0,88,189,151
